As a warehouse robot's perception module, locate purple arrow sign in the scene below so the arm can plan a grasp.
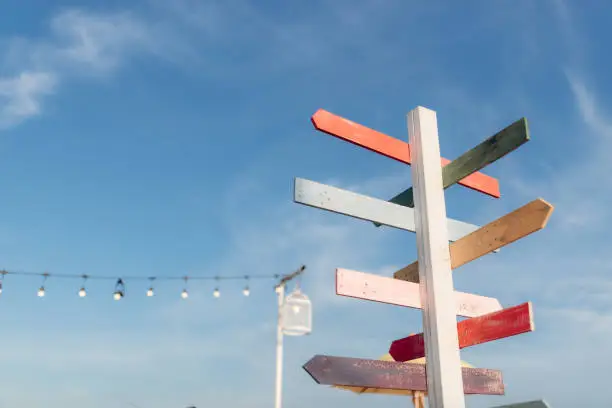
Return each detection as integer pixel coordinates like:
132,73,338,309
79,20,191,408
303,355,504,395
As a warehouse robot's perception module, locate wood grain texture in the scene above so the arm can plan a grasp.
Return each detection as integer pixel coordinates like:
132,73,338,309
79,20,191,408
293,177,482,242
490,400,550,408
335,268,502,318
394,198,554,283
311,109,500,198
408,106,465,407
389,302,534,362
382,117,529,211
302,355,504,395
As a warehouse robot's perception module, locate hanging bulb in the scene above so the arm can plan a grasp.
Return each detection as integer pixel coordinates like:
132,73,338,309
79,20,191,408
213,276,220,298
181,276,189,299
78,275,88,298
38,273,49,298
292,304,301,314
146,287,154,297
113,278,125,300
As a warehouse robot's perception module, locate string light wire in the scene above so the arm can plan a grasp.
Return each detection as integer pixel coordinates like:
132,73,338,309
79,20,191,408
0,269,280,299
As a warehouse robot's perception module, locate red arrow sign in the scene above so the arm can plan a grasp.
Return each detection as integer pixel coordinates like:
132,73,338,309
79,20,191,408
303,355,504,395
311,109,500,198
390,302,534,362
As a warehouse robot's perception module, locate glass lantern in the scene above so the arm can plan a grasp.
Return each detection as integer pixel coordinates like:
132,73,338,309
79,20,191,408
281,287,312,336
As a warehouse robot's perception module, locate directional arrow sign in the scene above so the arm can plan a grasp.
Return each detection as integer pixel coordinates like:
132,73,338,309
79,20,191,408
490,400,550,408
389,302,534,362
379,117,529,212
294,177,482,242
394,198,554,282
303,355,504,395
311,109,500,198
335,268,502,318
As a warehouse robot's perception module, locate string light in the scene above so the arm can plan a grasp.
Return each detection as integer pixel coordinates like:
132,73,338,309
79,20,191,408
146,277,155,297
113,278,125,300
78,275,88,298
181,277,189,299
0,269,280,300
213,277,220,298
37,273,49,297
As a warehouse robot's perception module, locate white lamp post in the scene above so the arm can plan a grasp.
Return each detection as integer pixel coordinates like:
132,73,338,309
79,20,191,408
274,265,311,408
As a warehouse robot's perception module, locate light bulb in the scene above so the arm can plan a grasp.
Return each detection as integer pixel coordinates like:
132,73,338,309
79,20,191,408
181,289,189,299
78,287,87,297
292,305,300,314
37,286,45,297
242,286,250,296
113,291,123,300
147,287,154,297
213,288,220,298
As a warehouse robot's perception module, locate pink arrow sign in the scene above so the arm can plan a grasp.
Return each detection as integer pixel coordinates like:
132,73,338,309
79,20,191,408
336,268,502,318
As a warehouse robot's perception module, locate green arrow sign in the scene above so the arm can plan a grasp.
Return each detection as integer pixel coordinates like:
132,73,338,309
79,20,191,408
374,117,529,226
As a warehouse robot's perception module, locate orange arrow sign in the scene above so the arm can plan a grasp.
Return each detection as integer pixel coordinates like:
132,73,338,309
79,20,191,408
394,198,554,282
311,109,500,198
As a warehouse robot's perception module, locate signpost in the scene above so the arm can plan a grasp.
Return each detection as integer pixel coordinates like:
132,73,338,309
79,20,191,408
335,268,502,318
389,302,535,362
303,355,504,395
394,199,554,282
310,109,501,197
294,177,483,241
292,106,554,407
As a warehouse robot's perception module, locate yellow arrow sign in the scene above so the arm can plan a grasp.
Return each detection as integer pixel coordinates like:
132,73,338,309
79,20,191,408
394,198,554,282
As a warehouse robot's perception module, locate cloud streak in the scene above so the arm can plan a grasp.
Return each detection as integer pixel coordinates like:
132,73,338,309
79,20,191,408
0,9,159,129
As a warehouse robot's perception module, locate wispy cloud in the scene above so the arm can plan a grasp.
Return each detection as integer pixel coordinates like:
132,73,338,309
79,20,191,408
0,71,56,128
0,9,158,129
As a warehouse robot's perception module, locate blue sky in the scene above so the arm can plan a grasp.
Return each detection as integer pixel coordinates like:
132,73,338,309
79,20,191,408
0,0,610,407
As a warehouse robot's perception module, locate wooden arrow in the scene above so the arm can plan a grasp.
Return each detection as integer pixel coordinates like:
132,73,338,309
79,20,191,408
394,198,554,282
303,355,504,395
379,117,529,214
293,177,482,242
490,401,550,408
311,109,500,198
335,268,502,318
389,302,534,362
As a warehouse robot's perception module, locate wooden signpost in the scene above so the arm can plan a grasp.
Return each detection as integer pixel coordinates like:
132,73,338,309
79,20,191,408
394,199,554,283
303,355,505,395
389,302,535,362
311,109,501,197
292,107,554,407
336,268,502,318
294,177,483,241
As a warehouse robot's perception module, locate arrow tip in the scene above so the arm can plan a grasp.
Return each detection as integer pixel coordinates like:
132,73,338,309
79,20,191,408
311,109,329,131
302,355,326,384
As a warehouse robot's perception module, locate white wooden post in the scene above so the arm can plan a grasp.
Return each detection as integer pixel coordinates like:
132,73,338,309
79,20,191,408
409,107,465,407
